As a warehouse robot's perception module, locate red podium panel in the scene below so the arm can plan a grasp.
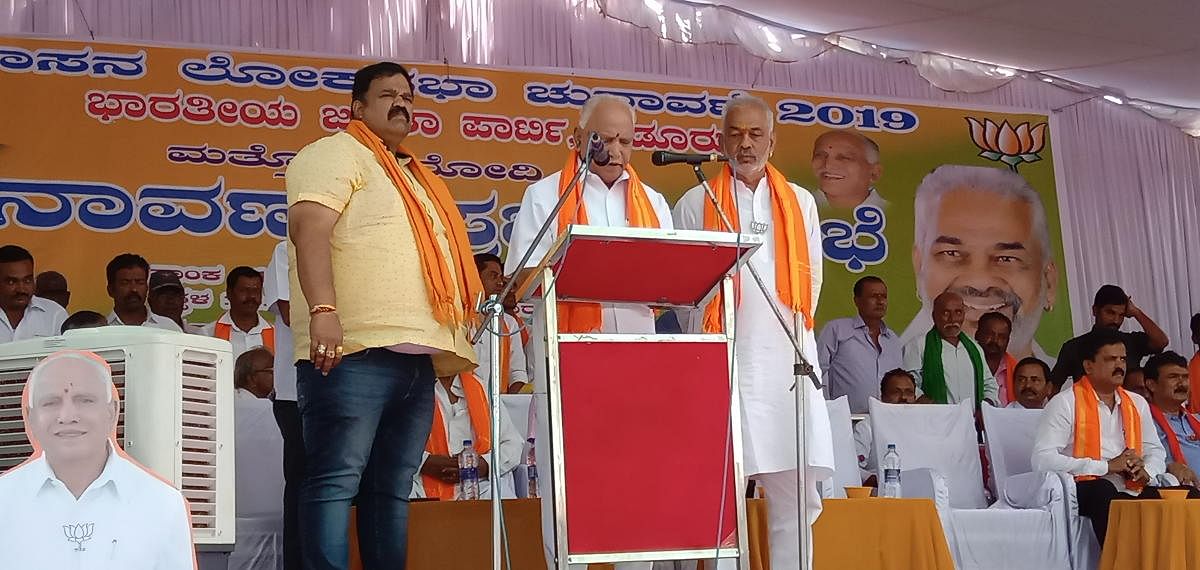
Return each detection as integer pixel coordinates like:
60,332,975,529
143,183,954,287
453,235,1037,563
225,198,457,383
558,340,736,554
530,226,759,306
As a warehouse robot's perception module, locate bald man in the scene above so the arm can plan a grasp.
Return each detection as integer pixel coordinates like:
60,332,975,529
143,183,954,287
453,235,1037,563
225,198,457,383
504,93,673,570
902,291,998,405
810,130,885,209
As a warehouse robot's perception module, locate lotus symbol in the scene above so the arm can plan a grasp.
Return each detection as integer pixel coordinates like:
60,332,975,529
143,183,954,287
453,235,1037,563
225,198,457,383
63,522,95,551
966,118,1047,171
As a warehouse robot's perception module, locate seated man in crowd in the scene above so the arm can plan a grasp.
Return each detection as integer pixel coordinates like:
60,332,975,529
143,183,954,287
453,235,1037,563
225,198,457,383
473,253,530,394
1031,329,1192,545
235,347,275,400
0,351,194,567
61,310,108,333
230,348,285,570
1123,364,1150,401
902,291,998,405
0,245,67,342
1143,351,1199,487
147,271,201,334
413,371,524,500
1050,284,1167,389
1008,357,1053,409
202,266,274,358
33,270,70,310
975,311,1016,406
854,369,919,486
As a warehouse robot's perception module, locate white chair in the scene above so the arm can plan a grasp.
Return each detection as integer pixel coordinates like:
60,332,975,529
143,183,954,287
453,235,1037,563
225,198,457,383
818,396,862,498
981,403,1099,570
870,399,1071,570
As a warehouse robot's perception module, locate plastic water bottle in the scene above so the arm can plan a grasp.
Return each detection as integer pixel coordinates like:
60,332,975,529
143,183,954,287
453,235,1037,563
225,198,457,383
459,440,480,500
526,437,539,499
881,443,902,498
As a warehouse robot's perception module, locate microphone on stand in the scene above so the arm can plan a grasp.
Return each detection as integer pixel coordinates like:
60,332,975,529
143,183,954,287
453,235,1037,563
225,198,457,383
588,133,611,166
650,151,728,166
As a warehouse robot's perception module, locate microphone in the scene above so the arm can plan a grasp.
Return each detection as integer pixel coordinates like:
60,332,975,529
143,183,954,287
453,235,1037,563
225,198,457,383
587,133,610,167
651,151,728,166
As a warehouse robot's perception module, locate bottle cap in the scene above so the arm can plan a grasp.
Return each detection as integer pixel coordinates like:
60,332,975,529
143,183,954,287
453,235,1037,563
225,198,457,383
463,439,473,446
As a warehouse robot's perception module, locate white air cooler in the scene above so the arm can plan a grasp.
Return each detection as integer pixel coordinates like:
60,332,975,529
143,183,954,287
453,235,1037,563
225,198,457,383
0,326,235,549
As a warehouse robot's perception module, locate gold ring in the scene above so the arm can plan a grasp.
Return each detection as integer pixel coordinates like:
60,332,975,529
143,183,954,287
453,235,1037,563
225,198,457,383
335,345,344,354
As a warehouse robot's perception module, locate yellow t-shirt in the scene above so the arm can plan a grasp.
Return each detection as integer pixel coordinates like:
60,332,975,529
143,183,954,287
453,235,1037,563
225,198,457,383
285,131,476,377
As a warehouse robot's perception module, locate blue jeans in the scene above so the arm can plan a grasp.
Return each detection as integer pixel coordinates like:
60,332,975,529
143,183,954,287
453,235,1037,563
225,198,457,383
296,349,435,570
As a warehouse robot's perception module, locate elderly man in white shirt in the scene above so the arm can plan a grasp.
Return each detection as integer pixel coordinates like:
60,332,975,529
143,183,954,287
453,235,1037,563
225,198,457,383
231,347,285,570
0,350,194,569
902,291,998,406
412,372,523,500
202,266,275,358
817,276,902,413
673,94,834,570
505,93,672,570
0,245,67,342
1031,329,1187,545
854,369,919,485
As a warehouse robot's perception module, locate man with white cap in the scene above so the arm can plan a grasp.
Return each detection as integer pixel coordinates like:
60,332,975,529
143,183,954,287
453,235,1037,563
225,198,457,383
0,350,195,569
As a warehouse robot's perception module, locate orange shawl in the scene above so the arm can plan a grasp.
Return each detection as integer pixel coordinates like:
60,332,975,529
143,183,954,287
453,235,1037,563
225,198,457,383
701,163,813,334
555,150,660,333
214,321,275,353
346,120,483,327
1072,376,1144,491
1002,353,1018,406
423,372,493,500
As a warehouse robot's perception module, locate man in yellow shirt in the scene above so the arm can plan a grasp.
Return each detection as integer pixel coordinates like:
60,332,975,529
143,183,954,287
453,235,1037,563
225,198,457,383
286,61,482,570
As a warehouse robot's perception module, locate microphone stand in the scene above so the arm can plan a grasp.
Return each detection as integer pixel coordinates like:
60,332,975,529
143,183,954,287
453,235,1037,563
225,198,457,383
471,134,600,570
688,163,819,570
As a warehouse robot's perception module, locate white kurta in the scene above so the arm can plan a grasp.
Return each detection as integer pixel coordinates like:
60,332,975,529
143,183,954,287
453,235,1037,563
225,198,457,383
474,313,529,390
673,176,835,479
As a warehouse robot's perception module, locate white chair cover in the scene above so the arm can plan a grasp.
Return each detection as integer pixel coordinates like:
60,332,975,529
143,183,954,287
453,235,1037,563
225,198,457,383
981,403,1100,570
869,399,1072,570
819,396,862,498
869,399,987,508
230,396,285,570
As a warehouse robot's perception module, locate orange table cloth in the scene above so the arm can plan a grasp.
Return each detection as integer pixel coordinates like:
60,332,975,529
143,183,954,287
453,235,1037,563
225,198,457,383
347,497,951,570
1099,499,1200,570
813,498,954,570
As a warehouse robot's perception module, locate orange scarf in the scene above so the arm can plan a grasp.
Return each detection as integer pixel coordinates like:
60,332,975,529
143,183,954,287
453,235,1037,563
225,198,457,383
1072,377,1145,491
1149,403,1200,466
213,320,275,353
701,164,813,334
1189,352,1200,409
422,372,493,500
346,120,483,327
1002,353,1018,405
555,150,660,332
499,316,512,390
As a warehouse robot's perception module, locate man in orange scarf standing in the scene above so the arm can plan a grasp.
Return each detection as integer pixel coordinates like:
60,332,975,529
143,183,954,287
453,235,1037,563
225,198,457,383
286,62,483,570
504,93,673,570
1031,329,1174,545
673,94,834,570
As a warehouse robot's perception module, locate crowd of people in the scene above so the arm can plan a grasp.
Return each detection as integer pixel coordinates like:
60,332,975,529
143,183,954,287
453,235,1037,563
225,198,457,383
0,58,1198,570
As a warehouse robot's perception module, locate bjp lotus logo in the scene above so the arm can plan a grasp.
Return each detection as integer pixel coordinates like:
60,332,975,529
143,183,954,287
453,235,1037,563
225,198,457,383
966,118,1047,171
63,522,95,551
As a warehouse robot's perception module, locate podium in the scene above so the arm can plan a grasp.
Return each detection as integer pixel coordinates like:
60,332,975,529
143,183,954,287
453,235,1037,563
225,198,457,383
523,225,761,568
